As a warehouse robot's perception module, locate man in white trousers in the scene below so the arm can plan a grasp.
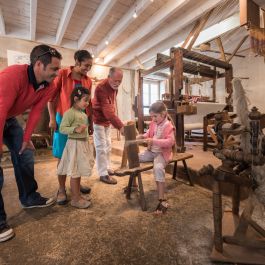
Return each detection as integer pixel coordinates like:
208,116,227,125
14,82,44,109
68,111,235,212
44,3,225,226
92,68,124,184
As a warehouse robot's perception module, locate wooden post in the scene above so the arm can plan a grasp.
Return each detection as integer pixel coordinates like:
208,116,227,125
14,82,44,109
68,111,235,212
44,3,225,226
213,180,223,253
212,70,216,102
225,67,233,107
234,196,254,238
215,37,226,61
124,124,147,211
232,184,240,215
182,20,200,49
173,48,183,98
137,71,144,134
227,35,249,63
187,9,213,51
176,113,185,152
173,48,185,152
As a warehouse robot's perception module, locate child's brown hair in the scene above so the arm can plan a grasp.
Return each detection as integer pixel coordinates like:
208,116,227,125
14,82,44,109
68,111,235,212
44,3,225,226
70,86,90,107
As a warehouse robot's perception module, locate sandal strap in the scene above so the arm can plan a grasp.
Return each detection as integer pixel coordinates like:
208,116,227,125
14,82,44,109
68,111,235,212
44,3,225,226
155,200,168,213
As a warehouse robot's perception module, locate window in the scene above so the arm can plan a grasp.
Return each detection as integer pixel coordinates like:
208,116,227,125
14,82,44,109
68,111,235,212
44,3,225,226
143,79,166,115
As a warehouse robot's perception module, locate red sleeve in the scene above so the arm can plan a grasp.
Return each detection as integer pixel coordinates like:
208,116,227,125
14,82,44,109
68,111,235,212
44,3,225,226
49,70,62,102
23,85,57,142
96,87,123,129
85,78,92,117
0,70,20,152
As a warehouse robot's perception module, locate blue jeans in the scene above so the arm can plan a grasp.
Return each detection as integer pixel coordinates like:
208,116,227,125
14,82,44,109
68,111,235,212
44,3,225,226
0,118,38,224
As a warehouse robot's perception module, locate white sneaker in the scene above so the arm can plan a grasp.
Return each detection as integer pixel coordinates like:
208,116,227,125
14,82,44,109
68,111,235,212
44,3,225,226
0,224,15,242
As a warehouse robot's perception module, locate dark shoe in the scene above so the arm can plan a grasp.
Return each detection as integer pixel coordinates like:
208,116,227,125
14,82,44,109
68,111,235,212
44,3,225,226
154,199,169,215
21,195,55,209
0,223,15,242
107,169,115,176
80,185,91,194
100,175,117,185
56,190,67,205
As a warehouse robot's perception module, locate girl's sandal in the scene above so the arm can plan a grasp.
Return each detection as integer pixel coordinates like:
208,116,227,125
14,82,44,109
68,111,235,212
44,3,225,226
154,199,169,215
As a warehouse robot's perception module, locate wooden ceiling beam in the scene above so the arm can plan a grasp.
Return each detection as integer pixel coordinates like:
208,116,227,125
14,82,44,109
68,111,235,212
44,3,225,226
0,8,6,35
187,9,213,51
227,35,249,62
182,21,200,49
104,0,191,64
129,12,240,69
96,0,153,58
118,0,224,67
78,0,117,49
55,0,77,46
30,0,37,41
215,37,226,61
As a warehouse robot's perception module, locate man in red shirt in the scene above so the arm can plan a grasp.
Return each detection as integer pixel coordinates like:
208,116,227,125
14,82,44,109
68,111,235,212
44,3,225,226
0,44,62,242
92,67,124,185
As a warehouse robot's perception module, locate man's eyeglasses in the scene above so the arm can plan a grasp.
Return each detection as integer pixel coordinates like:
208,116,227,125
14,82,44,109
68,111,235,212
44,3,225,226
36,48,57,60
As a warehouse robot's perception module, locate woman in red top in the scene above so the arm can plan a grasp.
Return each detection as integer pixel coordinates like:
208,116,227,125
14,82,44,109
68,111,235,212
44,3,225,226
48,50,93,205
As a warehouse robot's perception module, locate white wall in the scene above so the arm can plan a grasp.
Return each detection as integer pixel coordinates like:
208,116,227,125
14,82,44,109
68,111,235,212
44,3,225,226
230,54,265,113
204,53,265,110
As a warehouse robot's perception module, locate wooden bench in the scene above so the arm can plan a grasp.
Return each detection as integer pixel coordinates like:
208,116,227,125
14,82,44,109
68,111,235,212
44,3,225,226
114,152,194,211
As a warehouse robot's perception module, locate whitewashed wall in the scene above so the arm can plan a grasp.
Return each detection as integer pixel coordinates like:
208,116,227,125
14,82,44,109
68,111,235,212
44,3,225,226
214,54,265,111
230,54,265,113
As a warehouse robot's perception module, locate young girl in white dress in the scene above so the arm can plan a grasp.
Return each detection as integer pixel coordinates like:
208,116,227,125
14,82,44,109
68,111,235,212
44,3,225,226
57,87,94,209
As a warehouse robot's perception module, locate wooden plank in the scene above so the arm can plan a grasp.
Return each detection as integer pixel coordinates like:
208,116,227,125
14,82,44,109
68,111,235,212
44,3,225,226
0,8,5,35
140,59,172,77
215,37,226,61
225,67,233,105
193,48,246,58
211,210,265,264
115,153,193,176
187,9,213,51
173,48,183,98
183,61,219,78
124,124,139,168
141,58,219,78
175,47,232,69
240,0,260,27
227,35,249,62
137,72,144,134
212,70,216,102
213,180,223,252
182,20,200,49
115,163,153,177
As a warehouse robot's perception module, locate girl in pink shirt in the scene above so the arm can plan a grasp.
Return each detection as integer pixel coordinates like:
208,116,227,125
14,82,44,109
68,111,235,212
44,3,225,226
137,101,175,214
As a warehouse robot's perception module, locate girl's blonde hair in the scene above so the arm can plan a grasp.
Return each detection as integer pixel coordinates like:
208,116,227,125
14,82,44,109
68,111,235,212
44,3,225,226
149,101,167,114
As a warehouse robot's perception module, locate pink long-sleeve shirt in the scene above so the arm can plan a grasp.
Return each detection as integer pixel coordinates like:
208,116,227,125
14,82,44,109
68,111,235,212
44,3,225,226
143,118,175,162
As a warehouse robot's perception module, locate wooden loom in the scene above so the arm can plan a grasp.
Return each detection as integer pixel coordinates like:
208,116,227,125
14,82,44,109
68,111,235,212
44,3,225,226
137,47,233,152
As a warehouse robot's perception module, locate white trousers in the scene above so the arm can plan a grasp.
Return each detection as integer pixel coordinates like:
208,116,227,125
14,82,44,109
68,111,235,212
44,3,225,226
93,124,111,176
139,150,167,182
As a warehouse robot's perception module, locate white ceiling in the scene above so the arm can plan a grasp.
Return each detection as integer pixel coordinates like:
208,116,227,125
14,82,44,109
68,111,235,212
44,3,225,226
0,0,263,69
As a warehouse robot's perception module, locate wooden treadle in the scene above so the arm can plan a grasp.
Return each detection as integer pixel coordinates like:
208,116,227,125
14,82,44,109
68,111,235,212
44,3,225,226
211,209,265,264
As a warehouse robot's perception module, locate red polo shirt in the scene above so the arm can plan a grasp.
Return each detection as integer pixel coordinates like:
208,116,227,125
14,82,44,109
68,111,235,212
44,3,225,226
0,64,57,152
92,79,123,129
